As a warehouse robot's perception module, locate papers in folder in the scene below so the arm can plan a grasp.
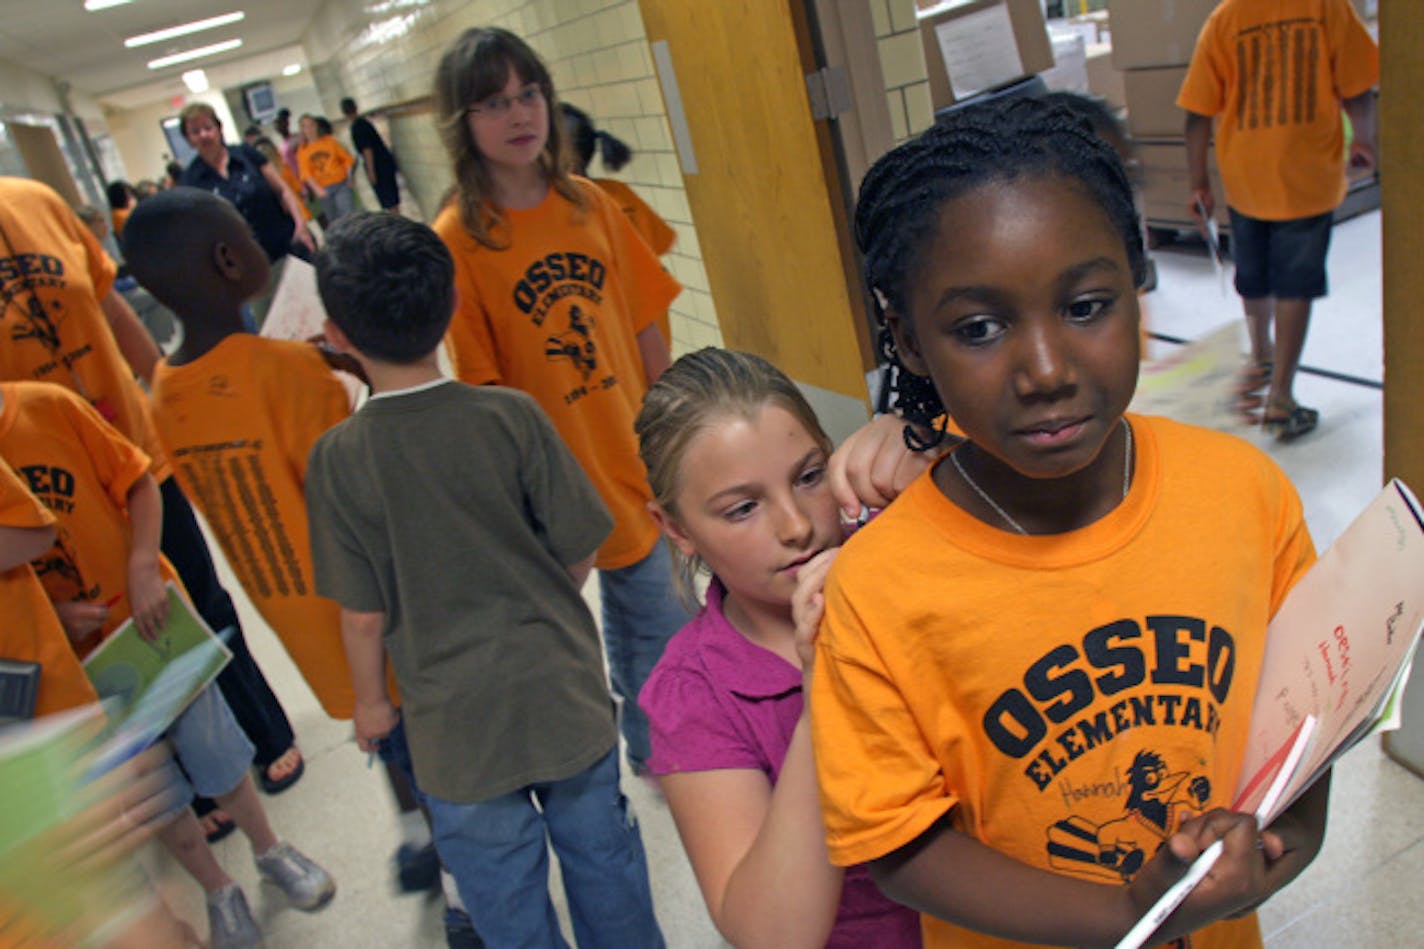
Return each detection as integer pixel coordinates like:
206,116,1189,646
1117,479,1424,949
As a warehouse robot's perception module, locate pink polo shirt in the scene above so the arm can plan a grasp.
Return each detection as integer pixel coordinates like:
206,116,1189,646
640,581,922,949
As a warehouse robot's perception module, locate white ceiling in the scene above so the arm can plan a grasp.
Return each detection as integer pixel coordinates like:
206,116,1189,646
0,0,323,105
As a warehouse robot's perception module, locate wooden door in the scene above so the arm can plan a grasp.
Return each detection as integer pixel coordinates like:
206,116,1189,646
639,0,874,425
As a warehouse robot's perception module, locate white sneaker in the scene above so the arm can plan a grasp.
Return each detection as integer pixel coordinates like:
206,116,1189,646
256,841,336,910
206,883,264,949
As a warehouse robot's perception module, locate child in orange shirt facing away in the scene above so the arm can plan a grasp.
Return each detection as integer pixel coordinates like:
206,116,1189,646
297,114,357,225
121,187,442,900
808,96,1327,949
0,379,334,949
431,28,688,775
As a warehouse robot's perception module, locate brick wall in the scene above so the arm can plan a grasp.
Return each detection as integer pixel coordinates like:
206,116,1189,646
301,0,720,354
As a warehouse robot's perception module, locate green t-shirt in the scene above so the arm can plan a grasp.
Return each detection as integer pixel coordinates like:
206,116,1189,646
307,380,616,802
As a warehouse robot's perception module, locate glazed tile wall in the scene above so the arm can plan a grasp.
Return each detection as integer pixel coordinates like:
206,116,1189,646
871,0,934,143
301,0,721,355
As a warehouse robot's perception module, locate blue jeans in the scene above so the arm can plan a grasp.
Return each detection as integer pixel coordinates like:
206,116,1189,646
599,538,693,769
423,747,663,949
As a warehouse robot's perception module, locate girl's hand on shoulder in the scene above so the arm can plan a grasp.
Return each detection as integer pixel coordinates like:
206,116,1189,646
828,415,936,518
1128,809,1265,943
792,548,838,674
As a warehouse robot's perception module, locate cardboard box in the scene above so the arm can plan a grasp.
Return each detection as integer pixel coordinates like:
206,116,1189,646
1124,66,1190,139
1085,42,1126,110
918,0,1056,111
1041,29,1089,95
1136,139,1228,226
1107,0,1219,70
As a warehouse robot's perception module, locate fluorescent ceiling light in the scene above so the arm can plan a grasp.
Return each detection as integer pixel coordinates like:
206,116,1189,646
147,38,243,70
282,63,302,76
182,69,209,93
126,11,246,48
84,0,134,10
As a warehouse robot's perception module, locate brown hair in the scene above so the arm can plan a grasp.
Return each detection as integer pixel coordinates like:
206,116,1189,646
178,102,221,139
432,27,585,249
634,348,833,609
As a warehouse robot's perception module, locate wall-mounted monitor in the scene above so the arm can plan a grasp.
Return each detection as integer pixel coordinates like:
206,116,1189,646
242,81,278,124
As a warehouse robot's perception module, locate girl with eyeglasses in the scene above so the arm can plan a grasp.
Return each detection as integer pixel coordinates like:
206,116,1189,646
427,26,679,948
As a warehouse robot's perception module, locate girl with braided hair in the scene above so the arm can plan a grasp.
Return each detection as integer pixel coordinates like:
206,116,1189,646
808,95,1329,948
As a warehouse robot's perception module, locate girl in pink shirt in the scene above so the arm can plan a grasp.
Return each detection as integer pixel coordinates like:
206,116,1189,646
636,348,921,948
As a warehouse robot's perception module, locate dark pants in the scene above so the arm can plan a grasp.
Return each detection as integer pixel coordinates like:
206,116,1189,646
159,477,294,772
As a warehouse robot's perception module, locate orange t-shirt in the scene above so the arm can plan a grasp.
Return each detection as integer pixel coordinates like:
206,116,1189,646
277,162,312,220
0,381,181,654
297,135,355,190
434,177,683,571
0,178,170,482
593,178,676,345
1176,0,1379,221
812,416,1315,949
150,335,393,717
0,463,99,717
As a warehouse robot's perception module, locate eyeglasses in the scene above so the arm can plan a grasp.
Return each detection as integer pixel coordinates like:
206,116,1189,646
466,84,545,118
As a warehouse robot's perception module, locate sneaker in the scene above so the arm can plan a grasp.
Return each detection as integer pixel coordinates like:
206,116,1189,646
206,884,263,949
256,841,336,910
395,841,440,892
443,906,486,949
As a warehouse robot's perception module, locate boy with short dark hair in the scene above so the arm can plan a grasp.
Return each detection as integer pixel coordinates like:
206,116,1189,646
122,188,445,900
306,211,663,948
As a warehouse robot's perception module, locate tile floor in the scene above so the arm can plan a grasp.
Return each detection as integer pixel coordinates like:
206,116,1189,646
139,208,1424,947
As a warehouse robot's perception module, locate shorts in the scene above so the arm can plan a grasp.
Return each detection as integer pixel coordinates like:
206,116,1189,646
157,683,255,810
1228,207,1334,300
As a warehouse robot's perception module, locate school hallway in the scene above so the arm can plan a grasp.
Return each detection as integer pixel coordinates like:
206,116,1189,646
139,207,1424,947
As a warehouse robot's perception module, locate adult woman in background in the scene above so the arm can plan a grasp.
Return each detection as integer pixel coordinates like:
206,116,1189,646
177,102,314,326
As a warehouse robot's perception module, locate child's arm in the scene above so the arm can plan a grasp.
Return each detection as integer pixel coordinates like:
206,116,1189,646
1342,90,1377,176
99,288,161,384
124,472,168,641
1184,110,1215,222
662,717,842,949
635,323,671,385
872,807,1268,948
340,606,398,751
259,161,316,253
0,522,57,571
661,550,845,949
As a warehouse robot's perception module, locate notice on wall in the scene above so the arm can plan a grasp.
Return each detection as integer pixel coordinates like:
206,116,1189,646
933,2,1024,100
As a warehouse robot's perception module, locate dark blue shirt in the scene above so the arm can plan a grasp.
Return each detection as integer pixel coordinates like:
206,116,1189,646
181,143,292,261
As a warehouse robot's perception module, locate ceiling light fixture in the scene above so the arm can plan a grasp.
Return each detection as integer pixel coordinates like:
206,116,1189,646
84,0,134,10
282,63,302,76
182,69,210,93
147,38,243,70
125,11,246,48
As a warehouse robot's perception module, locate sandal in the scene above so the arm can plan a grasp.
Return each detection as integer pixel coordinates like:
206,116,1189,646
200,808,237,844
259,746,305,795
1262,400,1319,442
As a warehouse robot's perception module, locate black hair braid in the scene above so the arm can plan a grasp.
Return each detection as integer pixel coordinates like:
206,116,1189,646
855,95,1145,450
